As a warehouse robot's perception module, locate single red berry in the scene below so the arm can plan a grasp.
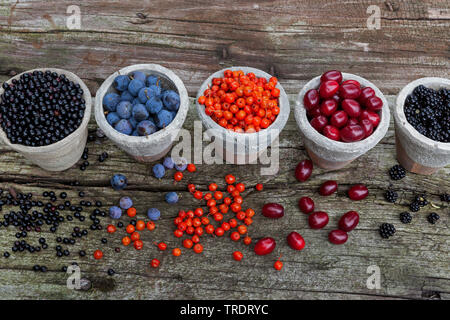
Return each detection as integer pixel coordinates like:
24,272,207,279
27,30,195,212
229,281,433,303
233,251,243,261
255,183,263,191
150,258,160,268
93,250,103,260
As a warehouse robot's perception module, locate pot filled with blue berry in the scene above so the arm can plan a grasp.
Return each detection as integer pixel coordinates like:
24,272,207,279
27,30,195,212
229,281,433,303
95,64,189,162
0,68,92,171
394,77,450,175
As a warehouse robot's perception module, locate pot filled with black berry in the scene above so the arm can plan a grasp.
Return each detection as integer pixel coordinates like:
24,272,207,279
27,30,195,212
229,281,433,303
394,77,450,175
0,69,92,171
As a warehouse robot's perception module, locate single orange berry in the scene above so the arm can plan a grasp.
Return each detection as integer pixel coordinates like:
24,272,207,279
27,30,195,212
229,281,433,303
127,207,137,217
122,236,131,246
172,248,182,257
93,250,103,260
187,164,196,172
193,243,203,254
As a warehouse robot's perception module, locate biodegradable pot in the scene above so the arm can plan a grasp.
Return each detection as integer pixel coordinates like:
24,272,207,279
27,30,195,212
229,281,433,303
196,66,290,164
394,77,450,175
95,64,189,162
295,73,390,170
0,68,92,171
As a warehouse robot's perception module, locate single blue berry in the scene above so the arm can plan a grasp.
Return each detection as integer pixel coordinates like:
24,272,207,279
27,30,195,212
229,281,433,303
146,75,159,87
120,90,134,102
129,117,138,129
132,129,139,136
147,208,161,221
114,75,130,92
132,103,149,122
119,196,133,210
138,86,160,104
109,206,122,219
137,120,157,136
132,71,146,82
114,119,133,135
162,90,180,111
128,79,145,96
145,97,163,114
103,93,120,112
165,192,179,204
155,109,173,129
106,112,120,126
152,163,165,179
162,157,175,169
111,174,128,190
174,157,188,171
116,101,133,119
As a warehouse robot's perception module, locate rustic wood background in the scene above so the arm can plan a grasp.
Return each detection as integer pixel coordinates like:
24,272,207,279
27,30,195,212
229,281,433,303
0,0,448,300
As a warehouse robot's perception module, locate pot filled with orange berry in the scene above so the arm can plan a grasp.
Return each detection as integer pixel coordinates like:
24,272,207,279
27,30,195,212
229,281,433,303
295,70,390,170
196,67,290,164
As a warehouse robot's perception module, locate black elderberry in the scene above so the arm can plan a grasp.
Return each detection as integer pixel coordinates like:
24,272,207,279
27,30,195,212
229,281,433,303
379,223,396,239
427,212,440,224
400,212,412,224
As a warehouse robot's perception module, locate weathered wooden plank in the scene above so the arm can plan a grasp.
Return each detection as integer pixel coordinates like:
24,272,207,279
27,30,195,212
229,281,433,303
0,95,448,300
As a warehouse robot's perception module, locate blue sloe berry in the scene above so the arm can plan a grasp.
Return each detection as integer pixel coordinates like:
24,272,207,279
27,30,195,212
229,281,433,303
174,157,188,171
120,90,134,102
162,157,175,169
106,112,120,127
114,75,130,92
111,174,128,190
162,90,180,111
103,93,120,111
132,103,149,122
128,79,145,96
147,208,161,221
119,196,133,210
116,101,133,119
114,119,133,135
132,71,146,82
145,97,163,114
152,163,165,179
146,75,158,87
137,120,157,136
109,206,122,219
155,109,173,128
165,192,179,204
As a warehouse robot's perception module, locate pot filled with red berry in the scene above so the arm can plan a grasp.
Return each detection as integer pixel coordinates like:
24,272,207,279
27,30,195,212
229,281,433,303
394,77,450,175
295,70,390,170
196,67,290,164
95,64,189,162
0,68,92,171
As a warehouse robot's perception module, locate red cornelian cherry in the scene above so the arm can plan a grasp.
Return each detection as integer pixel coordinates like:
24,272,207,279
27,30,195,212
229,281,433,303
304,89,320,111
287,232,305,251
298,197,314,214
365,96,383,111
360,119,373,137
358,87,375,105
359,110,380,127
340,124,365,142
330,110,348,128
310,115,328,132
308,211,329,229
320,99,338,117
341,99,361,118
347,184,368,200
262,203,284,219
295,159,313,182
323,125,340,141
338,211,360,232
339,83,361,100
319,180,338,196
320,70,343,83
319,80,339,99
328,229,348,245
254,237,276,256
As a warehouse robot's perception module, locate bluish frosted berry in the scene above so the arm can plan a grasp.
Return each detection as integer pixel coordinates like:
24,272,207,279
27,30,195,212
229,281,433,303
114,119,133,135
145,97,163,114
132,71,146,82
116,101,133,119
162,90,180,111
165,192,179,204
174,157,188,171
138,86,160,103
147,208,161,221
137,120,157,136
128,79,145,96
114,75,130,91
111,174,128,190
152,163,165,179
106,112,120,126
129,117,138,129
146,75,158,86
119,196,133,210
132,103,149,122
155,109,173,128
109,206,122,219
120,90,134,102
163,157,175,169
103,93,120,111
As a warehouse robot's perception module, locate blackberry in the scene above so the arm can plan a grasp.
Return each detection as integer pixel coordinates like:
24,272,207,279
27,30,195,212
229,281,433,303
403,85,449,143
389,165,406,180
440,193,450,202
409,201,421,212
427,212,440,224
384,190,398,203
379,223,396,239
400,212,412,224
413,194,428,207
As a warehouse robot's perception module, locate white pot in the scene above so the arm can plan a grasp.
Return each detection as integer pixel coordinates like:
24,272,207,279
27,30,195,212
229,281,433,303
295,73,390,170
0,68,92,171
95,64,189,162
196,66,290,164
394,77,450,175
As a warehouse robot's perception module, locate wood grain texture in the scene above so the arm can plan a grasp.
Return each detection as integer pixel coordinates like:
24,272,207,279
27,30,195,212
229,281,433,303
0,0,449,300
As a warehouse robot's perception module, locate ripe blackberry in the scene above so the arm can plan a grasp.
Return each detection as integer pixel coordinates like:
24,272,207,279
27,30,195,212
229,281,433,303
403,85,449,143
409,201,421,212
384,190,398,203
440,193,450,202
400,212,412,224
389,165,406,180
427,212,440,224
379,223,396,239
413,194,428,207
